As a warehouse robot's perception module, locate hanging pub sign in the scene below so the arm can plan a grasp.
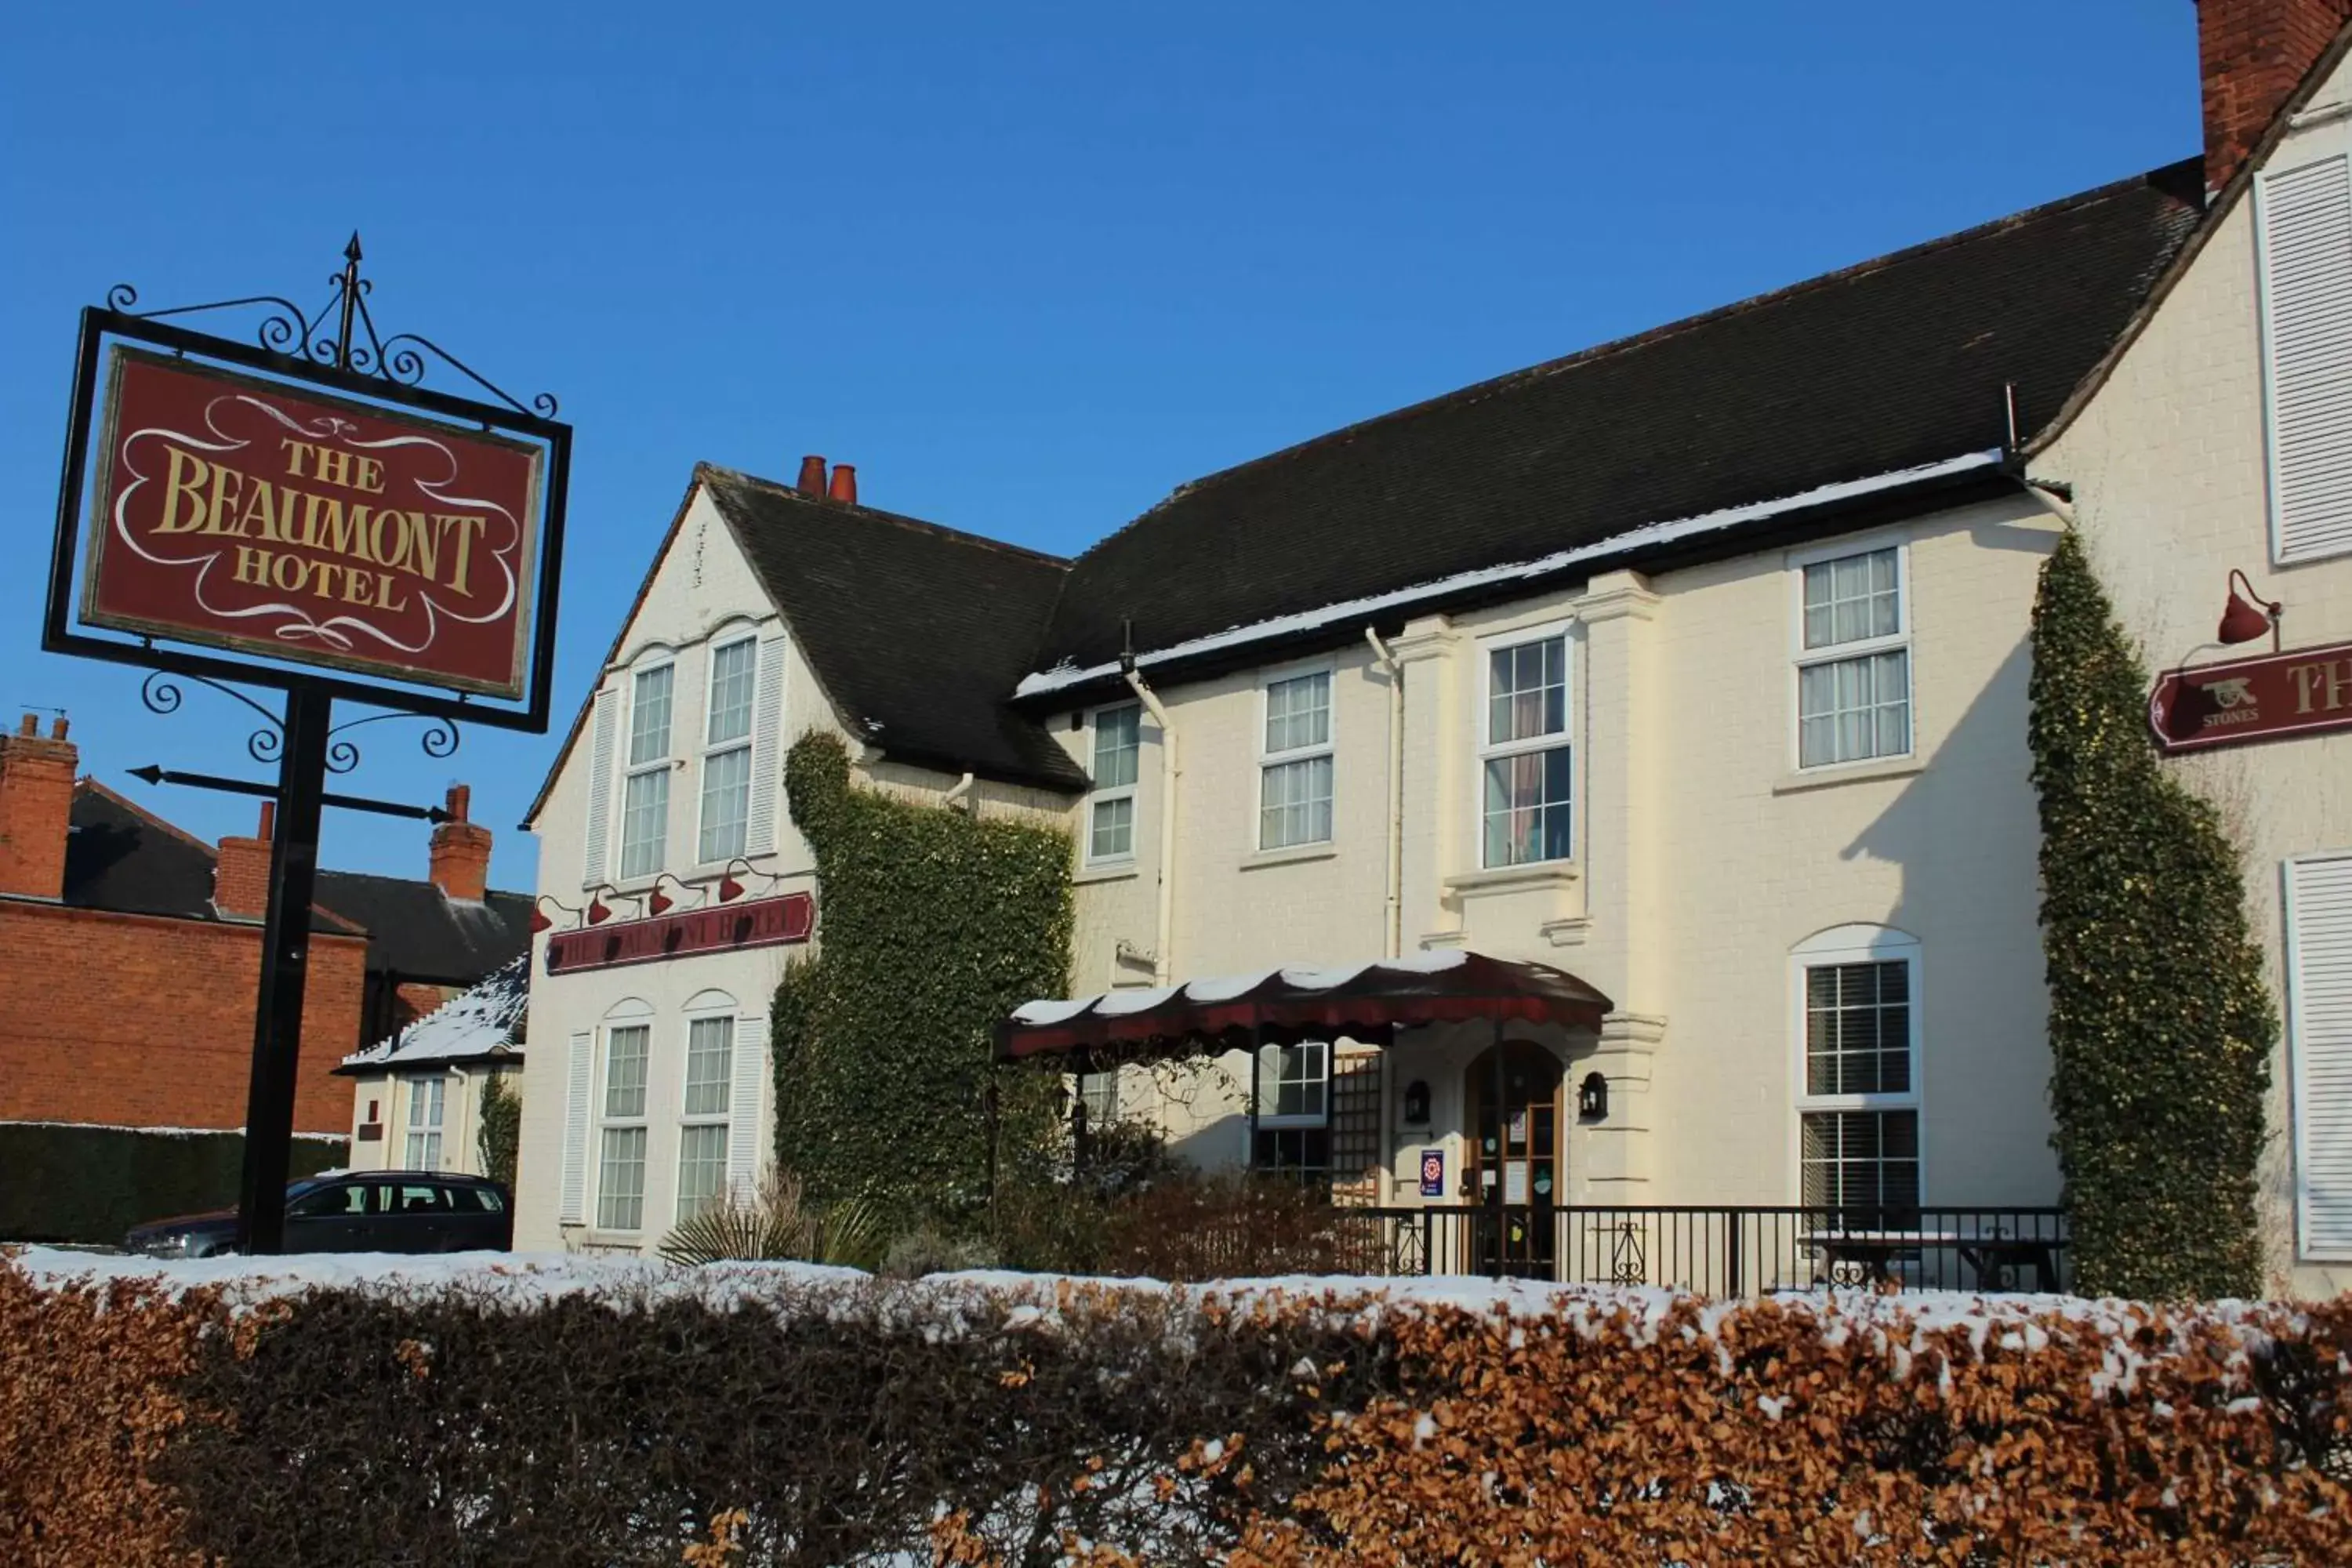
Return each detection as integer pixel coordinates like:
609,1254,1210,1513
45,264,569,735
82,350,543,698
2149,640,2352,754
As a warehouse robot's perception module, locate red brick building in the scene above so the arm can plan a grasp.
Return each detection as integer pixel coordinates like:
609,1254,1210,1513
0,713,530,1136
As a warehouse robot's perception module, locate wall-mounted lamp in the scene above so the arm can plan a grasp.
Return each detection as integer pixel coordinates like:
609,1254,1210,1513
717,857,780,904
1577,1071,1609,1122
2218,568,2283,653
647,872,701,917
528,895,581,935
586,887,615,925
1401,1079,1431,1126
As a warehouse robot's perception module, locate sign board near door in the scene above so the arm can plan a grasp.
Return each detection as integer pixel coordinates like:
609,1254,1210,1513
1419,1149,1445,1198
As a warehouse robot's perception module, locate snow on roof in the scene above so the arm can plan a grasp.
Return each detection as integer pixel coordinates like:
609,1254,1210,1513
1014,450,2005,698
341,955,528,1071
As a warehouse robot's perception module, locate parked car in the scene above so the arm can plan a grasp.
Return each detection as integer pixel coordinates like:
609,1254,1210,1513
124,1171,513,1258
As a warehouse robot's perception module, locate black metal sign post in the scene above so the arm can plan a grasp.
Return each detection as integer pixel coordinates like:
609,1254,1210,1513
40,237,568,1255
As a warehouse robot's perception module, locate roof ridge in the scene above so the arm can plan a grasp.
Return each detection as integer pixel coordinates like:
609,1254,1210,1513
699,463,1073,571
314,866,529,901
1080,157,2204,557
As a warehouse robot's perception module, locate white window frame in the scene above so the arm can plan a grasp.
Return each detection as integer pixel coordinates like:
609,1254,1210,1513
676,993,737,1222
2287,849,2352,1261
595,1012,653,1232
1256,662,1336,851
403,1076,445,1171
1475,619,1577,869
1084,700,1142,867
1788,537,1914,772
695,632,760,868
1076,1065,1120,1127
618,656,677,884
1790,925,1923,1208
1254,1040,1331,1130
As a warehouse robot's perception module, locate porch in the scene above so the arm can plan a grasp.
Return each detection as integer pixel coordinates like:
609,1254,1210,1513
999,952,2069,1293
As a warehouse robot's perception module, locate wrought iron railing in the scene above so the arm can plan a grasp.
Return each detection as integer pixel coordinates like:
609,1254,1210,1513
1283,1205,2071,1295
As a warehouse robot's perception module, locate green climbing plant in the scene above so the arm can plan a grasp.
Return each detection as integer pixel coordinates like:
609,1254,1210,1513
477,1071,521,1193
2027,530,2275,1298
771,731,1073,1235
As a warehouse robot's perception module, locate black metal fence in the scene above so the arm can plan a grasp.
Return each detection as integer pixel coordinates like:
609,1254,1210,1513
1290,1205,2071,1294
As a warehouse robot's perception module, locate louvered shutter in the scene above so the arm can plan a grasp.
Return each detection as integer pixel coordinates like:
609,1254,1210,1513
2293,855,2352,1259
728,1013,768,1200
745,633,788,856
560,1029,595,1225
582,688,619,888
2260,155,2352,563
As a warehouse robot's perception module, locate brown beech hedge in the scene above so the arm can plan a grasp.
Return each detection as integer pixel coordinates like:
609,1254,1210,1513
5,1250,2351,1566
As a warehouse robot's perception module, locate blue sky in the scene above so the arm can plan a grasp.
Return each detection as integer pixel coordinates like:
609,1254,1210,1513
1,2,2197,890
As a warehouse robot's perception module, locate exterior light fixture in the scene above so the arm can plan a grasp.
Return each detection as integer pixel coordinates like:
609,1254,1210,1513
717,857,760,903
1402,1079,1431,1125
647,873,694,917
2218,568,2282,652
1577,1071,1609,1122
529,895,580,934
586,888,614,925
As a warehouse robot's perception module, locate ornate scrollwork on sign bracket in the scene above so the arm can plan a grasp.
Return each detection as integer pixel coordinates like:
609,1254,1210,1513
106,234,557,418
137,669,463,777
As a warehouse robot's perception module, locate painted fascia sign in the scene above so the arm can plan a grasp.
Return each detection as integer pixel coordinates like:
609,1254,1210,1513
2149,640,2352,753
82,349,543,697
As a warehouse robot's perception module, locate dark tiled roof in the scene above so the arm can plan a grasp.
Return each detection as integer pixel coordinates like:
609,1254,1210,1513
699,466,1090,791
1028,159,2207,674
63,782,354,934
310,869,535,985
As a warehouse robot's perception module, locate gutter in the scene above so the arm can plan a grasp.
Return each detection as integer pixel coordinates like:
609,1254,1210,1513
1119,655,1178,987
1363,626,1403,960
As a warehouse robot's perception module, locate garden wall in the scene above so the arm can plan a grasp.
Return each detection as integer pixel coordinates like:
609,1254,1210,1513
0,1123,348,1245
4,1248,2349,1565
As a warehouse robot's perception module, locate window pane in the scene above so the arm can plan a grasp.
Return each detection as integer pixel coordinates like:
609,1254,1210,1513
1090,796,1134,859
676,1124,729,1221
1257,1040,1330,1120
604,1025,649,1120
698,744,752,863
1078,1069,1120,1124
1802,549,1900,652
629,666,674,767
1260,754,1334,849
404,1131,442,1169
1483,744,1572,867
684,1016,734,1117
1264,673,1331,754
1802,962,1911,1100
1798,648,1911,767
597,1126,646,1230
620,767,670,879
1093,705,1141,789
706,641,757,746
1488,637,1568,745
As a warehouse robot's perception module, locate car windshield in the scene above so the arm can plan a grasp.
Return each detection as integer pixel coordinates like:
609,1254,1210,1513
283,1178,325,1202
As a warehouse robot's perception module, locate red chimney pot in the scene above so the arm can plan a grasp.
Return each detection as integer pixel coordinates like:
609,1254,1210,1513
828,463,858,505
797,455,827,496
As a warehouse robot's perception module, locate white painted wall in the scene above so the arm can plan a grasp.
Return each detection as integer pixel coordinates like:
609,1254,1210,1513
2036,49,2352,1298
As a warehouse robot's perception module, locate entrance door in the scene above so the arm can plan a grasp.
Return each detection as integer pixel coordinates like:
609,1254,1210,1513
1463,1042,1563,1279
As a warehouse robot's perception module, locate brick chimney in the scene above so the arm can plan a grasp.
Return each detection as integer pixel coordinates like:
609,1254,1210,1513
0,713,76,900
214,801,275,918
2201,0,2352,193
429,783,492,903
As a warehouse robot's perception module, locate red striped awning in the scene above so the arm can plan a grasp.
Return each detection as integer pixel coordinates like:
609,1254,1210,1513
995,950,1613,1061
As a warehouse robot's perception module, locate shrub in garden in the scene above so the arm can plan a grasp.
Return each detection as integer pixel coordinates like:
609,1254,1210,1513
657,1167,887,1269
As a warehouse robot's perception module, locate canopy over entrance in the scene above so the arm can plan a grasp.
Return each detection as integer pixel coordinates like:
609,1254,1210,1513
995,949,1613,1062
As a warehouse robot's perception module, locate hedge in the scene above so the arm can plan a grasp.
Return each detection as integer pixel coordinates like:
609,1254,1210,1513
6,1248,2352,1564
0,1123,348,1245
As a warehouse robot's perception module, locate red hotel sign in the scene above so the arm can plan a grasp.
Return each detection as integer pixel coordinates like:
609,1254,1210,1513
543,892,815,975
82,348,543,696
2150,639,2352,753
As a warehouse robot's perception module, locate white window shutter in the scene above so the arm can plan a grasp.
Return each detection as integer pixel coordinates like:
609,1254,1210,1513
2292,854,2352,1260
560,1029,595,1225
582,688,619,889
745,633,789,855
2260,154,2352,563
728,1013,768,1200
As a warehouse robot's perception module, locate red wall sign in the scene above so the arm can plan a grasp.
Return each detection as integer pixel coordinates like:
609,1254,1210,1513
82,348,543,696
543,892,815,975
2149,640,2352,753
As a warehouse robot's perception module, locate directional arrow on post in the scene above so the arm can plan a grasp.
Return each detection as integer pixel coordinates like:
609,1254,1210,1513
127,764,452,824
